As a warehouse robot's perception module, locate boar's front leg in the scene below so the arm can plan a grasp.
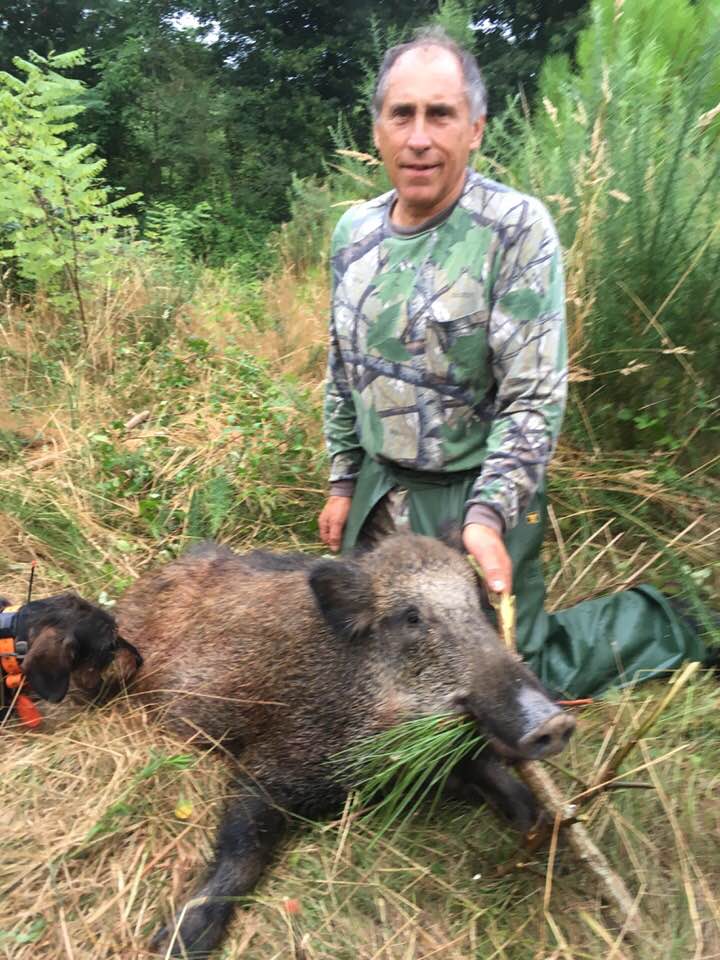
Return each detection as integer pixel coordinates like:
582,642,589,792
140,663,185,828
153,780,288,958
446,747,542,833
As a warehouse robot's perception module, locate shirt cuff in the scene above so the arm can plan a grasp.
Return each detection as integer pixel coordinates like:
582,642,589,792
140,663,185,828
329,479,356,498
463,504,505,535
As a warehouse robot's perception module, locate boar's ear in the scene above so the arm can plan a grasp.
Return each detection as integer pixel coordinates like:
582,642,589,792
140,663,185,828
437,521,465,554
309,560,375,641
22,626,77,703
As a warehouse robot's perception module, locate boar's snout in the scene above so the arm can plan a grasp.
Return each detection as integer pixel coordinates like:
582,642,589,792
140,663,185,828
465,676,576,762
516,709,576,760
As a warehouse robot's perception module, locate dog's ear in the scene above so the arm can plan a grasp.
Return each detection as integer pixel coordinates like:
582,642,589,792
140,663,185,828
22,627,77,702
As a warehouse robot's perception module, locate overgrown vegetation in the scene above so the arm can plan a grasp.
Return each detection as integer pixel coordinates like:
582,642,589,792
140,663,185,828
0,49,139,319
1,0,719,956
0,1,589,244
487,0,720,453
335,716,486,836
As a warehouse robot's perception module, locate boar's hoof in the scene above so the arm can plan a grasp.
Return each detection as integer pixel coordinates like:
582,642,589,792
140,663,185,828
448,751,544,833
150,900,228,959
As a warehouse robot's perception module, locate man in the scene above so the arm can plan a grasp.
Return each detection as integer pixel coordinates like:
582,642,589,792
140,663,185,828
318,28,706,698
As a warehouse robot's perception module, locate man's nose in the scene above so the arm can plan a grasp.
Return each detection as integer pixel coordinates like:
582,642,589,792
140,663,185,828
407,116,432,151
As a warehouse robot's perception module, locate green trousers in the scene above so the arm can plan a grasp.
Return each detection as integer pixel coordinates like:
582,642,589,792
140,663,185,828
341,456,706,699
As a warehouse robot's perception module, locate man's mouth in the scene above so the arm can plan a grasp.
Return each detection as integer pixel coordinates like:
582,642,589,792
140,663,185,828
401,163,439,173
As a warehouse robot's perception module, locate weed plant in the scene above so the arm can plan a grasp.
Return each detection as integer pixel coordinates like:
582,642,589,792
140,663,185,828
484,0,720,453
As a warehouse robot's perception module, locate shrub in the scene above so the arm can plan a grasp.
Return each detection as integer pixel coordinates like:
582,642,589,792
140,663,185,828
0,49,140,332
483,0,720,450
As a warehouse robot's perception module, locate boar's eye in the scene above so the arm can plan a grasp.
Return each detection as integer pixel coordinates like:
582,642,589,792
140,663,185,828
404,606,422,626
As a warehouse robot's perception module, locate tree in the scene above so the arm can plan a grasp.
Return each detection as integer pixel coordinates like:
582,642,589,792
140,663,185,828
471,1,589,111
0,50,139,326
0,1,593,237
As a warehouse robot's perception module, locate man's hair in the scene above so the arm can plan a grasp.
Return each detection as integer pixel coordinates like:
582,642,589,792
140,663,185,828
371,26,487,122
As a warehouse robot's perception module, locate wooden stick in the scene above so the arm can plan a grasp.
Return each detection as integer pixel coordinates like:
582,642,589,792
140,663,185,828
487,585,644,937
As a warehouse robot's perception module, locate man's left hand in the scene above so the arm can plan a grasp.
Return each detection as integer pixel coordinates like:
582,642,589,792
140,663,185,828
462,523,512,594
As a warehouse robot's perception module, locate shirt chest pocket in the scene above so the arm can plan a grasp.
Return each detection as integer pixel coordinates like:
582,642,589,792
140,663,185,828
421,276,490,390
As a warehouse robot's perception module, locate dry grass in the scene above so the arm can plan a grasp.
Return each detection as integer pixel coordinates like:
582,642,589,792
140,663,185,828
1,232,719,958
544,449,720,608
179,263,329,381
2,675,718,959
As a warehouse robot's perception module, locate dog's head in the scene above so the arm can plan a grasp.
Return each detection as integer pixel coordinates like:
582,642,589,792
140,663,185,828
17,593,140,702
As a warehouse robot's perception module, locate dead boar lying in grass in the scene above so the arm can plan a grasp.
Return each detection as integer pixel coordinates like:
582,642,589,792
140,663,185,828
117,533,575,957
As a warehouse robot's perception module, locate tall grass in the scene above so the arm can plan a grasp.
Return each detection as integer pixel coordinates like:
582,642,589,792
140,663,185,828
484,0,720,452
1,205,717,960
2,676,718,958
0,252,326,603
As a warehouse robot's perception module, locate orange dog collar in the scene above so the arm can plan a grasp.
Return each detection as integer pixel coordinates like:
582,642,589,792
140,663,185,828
0,605,42,729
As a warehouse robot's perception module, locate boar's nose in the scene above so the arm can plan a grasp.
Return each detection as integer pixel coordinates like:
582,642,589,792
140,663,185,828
516,711,576,760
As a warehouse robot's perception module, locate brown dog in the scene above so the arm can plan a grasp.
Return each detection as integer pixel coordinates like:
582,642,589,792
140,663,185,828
0,593,141,717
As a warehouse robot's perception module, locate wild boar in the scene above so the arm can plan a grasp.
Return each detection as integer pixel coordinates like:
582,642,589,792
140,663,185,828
117,533,575,957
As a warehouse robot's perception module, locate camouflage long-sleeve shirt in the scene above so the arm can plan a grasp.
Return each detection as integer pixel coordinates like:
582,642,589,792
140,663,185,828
324,169,567,533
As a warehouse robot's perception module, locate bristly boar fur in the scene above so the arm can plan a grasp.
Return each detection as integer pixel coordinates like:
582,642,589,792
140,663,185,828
118,534,575,958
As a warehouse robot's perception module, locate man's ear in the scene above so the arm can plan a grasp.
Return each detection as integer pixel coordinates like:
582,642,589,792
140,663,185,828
372,123,380,152
470,115,486,151
21,627,77,702
309,560,375,641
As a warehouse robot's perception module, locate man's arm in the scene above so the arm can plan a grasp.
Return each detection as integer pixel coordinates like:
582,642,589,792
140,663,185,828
463,199,567,588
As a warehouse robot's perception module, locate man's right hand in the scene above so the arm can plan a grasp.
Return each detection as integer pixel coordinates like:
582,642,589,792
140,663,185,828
462,522,512,596
318,496,352,552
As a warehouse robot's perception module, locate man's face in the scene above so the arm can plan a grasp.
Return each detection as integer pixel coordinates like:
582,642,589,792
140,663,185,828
373,46,485,228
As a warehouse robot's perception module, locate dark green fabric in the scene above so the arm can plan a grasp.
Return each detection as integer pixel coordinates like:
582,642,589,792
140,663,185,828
342,455,706,699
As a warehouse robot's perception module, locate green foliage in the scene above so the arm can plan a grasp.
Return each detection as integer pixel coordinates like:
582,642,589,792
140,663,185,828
186,473,236,540
280,128,390,272
0,49,139,319
432,0,476,46
336,715,485,835
482,0,720,450
143,200,276,276
473,1,590,112
0,918,46,945
88,27,231,202
84,751,195,843
143,200,214,263
1,484,120,589
86,339,325,550
0,1,589,242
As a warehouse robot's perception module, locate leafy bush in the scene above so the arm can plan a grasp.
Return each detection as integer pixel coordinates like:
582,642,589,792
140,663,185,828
484,0,720,450
143,199,276,277
0,50,140,326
